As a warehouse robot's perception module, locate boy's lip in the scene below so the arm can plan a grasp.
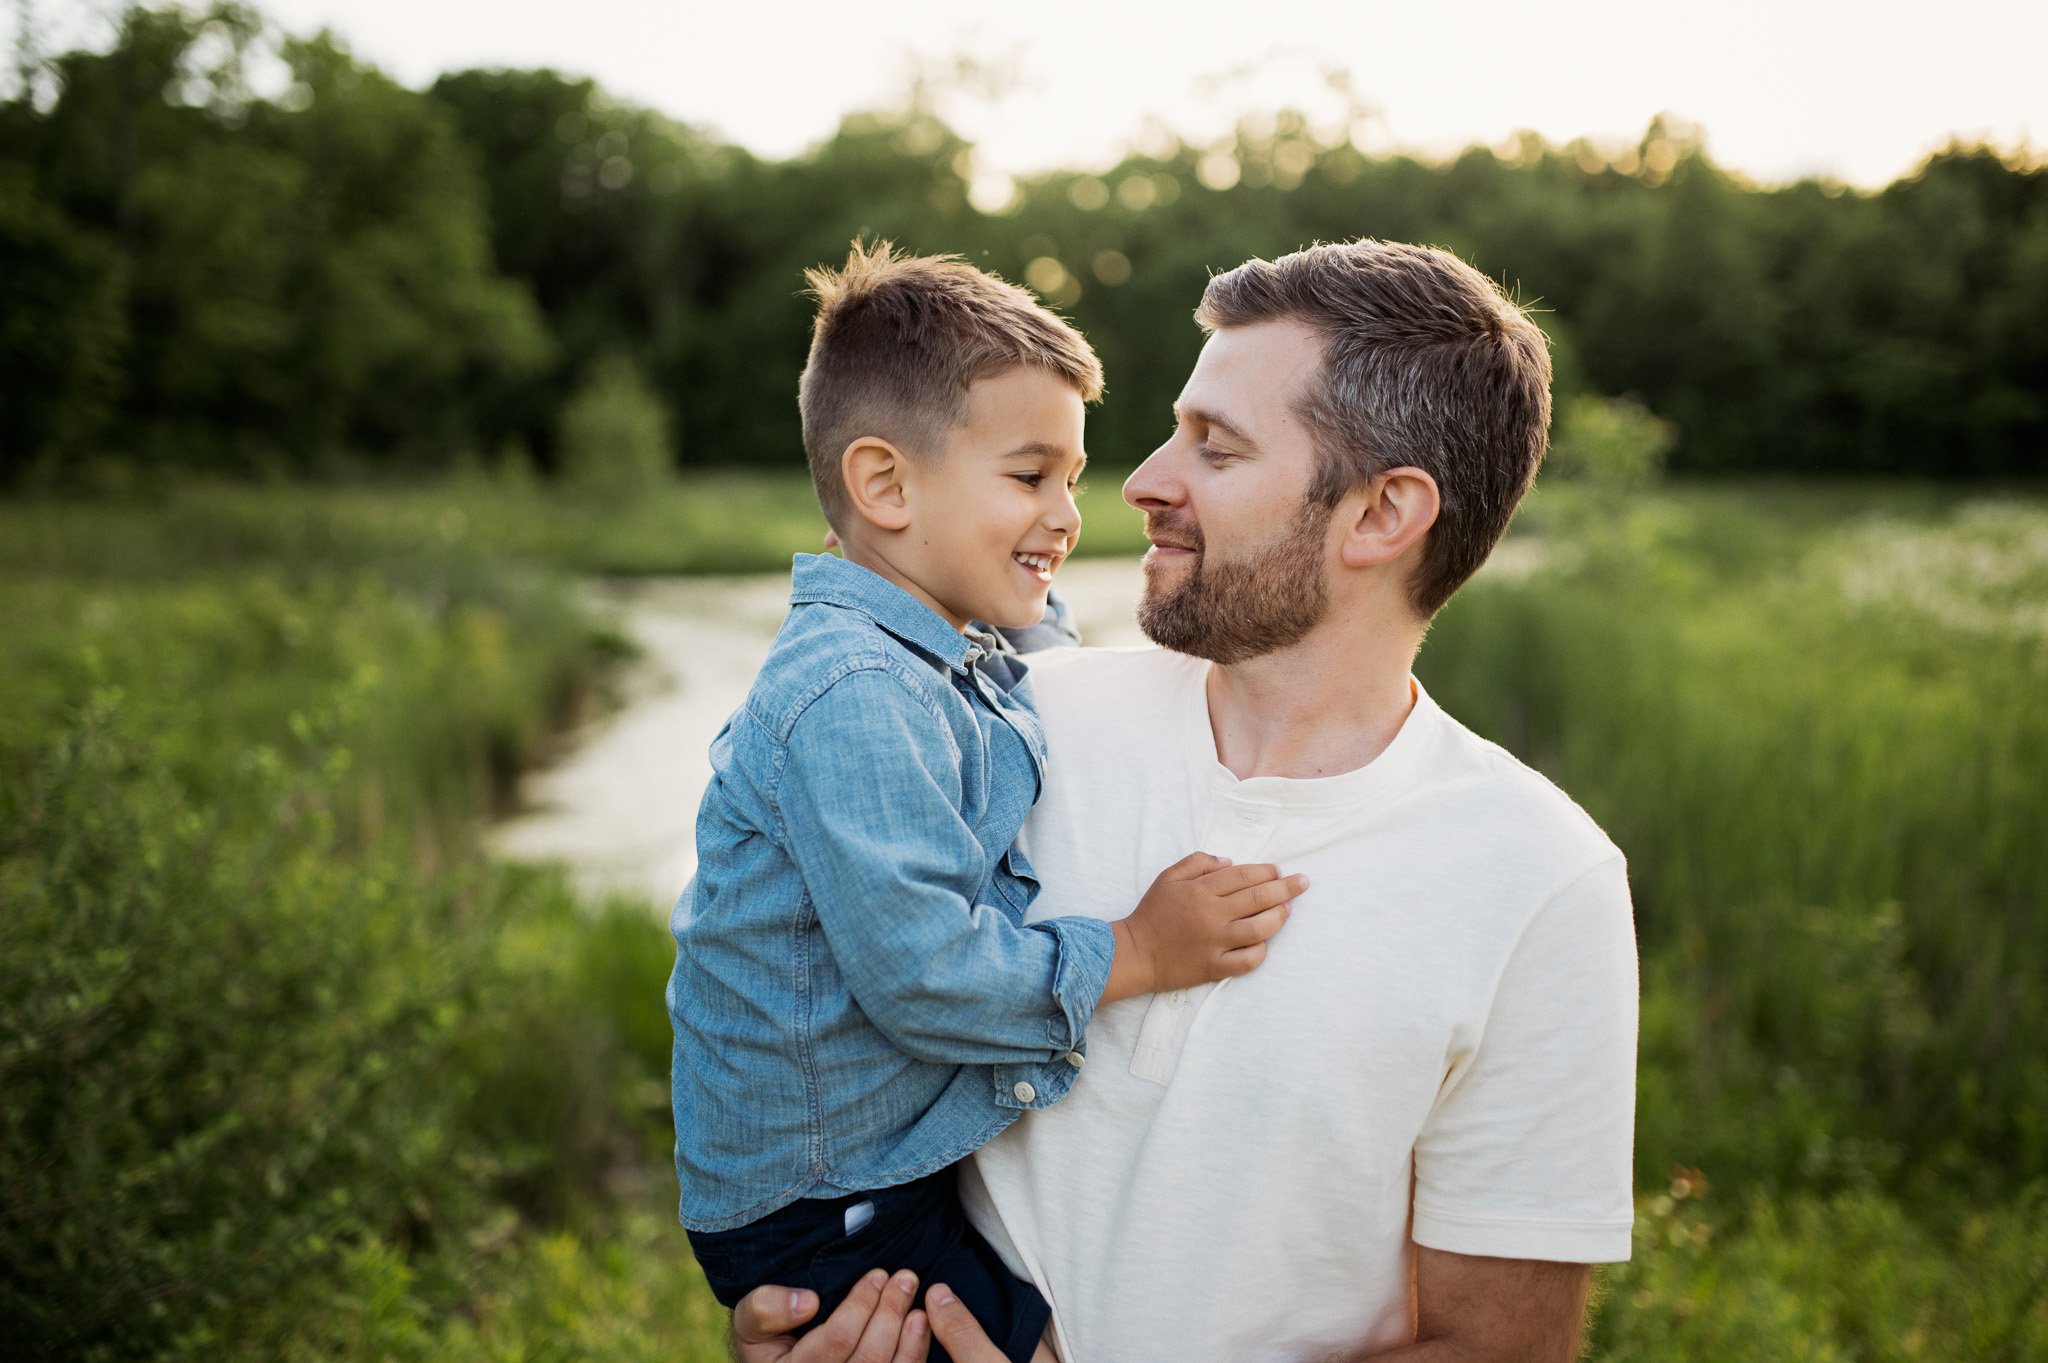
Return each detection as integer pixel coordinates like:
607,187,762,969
1012,549,1064,581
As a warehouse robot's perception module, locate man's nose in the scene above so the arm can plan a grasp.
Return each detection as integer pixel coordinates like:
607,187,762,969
1122,444,1180,511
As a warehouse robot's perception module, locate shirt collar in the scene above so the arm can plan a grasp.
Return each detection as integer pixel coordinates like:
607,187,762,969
788,553,977,671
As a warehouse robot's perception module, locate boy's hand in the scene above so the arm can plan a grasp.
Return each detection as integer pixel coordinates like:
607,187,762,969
1101,852,1303,1004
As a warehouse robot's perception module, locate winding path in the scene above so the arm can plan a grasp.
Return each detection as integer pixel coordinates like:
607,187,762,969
490,558,1149,911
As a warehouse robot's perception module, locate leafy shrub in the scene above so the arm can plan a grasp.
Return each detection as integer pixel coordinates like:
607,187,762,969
0,510,664,1359
0,696,656,1360
1590,1183,2048,1360
557,354,675,501
1546,396,1675,487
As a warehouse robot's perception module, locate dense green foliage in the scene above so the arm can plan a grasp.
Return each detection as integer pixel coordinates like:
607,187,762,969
6,4,2046,486
0,493,678,1359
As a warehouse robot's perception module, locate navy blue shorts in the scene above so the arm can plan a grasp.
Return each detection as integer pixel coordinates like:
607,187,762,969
686,1167,1049,1363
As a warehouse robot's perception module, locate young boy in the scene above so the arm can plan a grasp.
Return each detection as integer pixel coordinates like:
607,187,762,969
667,242,1302,1362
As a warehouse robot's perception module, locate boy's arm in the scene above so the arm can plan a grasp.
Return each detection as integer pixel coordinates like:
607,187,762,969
775,666,1112,1106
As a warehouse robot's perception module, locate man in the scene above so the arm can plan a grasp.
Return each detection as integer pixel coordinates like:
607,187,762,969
732,239,1639,1362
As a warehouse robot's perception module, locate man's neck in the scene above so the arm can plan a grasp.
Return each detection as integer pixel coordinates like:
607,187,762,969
1203,616,1422,781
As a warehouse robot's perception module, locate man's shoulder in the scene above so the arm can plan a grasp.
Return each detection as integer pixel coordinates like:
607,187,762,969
1420,699,1624,879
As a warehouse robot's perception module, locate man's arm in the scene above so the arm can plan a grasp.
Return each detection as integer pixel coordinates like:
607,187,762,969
1337,1247,1592,1363
918,1252,1593,1363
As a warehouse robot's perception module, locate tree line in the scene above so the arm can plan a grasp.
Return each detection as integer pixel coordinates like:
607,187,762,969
4,2,2044,486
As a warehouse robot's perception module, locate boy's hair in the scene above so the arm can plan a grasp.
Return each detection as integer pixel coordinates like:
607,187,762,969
1196,240,1552,617
799,240,1103,530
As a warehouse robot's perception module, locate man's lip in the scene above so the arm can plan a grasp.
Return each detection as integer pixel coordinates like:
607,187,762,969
1146,542,1196,555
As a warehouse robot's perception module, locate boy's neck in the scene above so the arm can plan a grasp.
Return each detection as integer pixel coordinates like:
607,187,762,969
837,537,970,633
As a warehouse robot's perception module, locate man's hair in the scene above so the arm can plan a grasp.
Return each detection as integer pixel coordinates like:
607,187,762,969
1195,240,1552,617
798,240,1103,530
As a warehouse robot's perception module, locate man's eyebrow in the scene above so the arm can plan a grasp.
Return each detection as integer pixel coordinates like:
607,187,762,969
1173,404,1259,451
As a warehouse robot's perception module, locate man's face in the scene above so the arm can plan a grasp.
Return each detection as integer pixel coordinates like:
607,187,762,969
1123,320,1336,664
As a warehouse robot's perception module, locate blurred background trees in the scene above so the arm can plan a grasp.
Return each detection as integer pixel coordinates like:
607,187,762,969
4,2,2044,489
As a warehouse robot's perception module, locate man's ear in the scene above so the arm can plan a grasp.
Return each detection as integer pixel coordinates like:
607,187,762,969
1338,466,1439,571
841,437,914,533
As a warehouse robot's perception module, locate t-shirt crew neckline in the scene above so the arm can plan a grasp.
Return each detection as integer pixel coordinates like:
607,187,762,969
1179,660,1440,813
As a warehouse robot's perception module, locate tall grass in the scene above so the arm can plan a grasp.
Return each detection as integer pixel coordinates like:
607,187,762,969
1418,485,2048,1353
0,499,682,1359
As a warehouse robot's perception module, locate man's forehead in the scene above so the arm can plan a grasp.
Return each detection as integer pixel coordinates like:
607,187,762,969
1179,320,1325,440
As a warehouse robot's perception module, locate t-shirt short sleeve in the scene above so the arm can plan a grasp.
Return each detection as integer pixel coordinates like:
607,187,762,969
1411,854,1639,1263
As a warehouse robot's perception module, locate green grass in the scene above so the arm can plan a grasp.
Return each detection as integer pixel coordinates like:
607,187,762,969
4,474,2045,1359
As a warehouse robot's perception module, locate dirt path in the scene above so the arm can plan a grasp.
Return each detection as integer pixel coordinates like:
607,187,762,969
490,558,1148,911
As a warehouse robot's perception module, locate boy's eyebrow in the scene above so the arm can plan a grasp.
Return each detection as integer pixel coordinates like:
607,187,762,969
1003,441,1087,470
1173,403,1259,452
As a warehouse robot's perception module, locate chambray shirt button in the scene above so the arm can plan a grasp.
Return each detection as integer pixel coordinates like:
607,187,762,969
1013,1081,1037,1104
1065,1051,1085,1069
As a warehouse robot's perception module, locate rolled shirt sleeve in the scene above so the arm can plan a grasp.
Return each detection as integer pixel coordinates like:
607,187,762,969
773,666,1114,1087
1411,854,1640,1263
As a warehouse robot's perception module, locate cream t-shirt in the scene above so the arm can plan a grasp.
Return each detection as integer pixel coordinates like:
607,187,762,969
960,646,1638,1362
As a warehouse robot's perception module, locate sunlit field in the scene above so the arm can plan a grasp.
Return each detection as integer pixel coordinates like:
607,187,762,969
3,477,2044,1359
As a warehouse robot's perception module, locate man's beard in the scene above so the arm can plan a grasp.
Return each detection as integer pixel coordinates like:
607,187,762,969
1137,503,1334,664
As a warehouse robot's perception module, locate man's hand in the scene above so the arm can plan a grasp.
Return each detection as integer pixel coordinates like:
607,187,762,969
730,1270,930,1363
923,1284,1014,1362
1102,852,1304,1004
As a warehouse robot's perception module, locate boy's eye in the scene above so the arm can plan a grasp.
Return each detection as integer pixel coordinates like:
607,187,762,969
1012,472,1045,488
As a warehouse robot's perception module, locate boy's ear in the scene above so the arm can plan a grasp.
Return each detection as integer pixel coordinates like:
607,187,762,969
841,437,914,533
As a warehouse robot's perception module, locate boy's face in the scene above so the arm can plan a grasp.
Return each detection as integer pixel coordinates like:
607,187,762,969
905,365,1087,631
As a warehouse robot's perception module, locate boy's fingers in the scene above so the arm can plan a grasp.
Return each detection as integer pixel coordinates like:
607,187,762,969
1196,861,1284,894
1160,850,1230,881
1218,940,1269,975
1223,873,1308,912
1227,902,1290,946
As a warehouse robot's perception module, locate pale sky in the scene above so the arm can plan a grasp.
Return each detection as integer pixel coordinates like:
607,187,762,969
21,0,2044,188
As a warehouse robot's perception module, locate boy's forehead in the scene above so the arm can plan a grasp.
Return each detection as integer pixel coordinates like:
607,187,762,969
955,367,1088,447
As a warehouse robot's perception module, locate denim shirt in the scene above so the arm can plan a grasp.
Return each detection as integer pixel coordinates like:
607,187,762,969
668,554,1116,1231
